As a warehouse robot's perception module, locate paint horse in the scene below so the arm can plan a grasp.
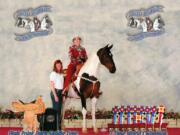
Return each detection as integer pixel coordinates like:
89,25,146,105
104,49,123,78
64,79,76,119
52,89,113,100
61,44,116,133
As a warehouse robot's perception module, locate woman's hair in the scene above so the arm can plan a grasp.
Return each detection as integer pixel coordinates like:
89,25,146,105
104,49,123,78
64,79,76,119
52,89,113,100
72,36,82,42
53,59,63,73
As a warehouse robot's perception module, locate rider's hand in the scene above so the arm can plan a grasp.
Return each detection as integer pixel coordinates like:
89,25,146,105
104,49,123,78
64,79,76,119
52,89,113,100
62,90,65,95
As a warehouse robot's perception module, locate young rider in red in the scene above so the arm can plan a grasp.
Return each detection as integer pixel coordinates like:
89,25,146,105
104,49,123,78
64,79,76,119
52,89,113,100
63,36,88,93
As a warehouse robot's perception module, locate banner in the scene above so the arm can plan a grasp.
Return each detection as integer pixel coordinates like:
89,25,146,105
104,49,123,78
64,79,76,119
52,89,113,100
126,5,164,18
15,28,53,41
14,5,52,18
14,5,53,41
127,29,165,41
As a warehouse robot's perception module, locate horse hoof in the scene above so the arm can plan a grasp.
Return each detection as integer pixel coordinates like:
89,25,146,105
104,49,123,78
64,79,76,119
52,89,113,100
93,128,98,133
82,128,87,133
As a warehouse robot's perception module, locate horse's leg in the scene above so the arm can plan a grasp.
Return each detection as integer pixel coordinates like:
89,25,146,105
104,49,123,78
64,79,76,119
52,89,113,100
91,97,98,133
80,95,87,133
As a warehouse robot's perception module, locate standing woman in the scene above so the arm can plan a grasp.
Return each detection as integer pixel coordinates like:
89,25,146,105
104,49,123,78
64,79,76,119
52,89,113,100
50,59,64,126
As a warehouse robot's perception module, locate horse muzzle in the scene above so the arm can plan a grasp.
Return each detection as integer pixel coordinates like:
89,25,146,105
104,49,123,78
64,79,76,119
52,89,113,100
109,66,116,73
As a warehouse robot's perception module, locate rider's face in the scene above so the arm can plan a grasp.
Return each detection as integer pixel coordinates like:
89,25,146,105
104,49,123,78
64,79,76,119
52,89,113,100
73,38,81,46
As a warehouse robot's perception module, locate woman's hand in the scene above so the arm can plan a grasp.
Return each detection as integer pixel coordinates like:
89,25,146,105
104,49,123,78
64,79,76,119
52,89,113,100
54,95,59,102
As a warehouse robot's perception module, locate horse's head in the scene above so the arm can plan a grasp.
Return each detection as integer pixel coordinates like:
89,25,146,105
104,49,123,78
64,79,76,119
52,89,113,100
129,17,134,27
129,17,138,28
16,17,30,28
157,15,165,26
16,17,23,27
44,15,53,27
146,17,152,24
97,44,116,73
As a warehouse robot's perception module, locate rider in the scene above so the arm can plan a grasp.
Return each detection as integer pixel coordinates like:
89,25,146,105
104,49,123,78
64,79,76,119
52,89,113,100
63,36,88,93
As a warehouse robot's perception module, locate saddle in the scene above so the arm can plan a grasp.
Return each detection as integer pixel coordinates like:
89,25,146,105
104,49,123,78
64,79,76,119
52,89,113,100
12,96,45,133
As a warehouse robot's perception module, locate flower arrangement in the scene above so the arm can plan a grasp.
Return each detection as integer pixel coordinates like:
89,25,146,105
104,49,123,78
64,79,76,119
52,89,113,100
0,109,23,119
0,107,179,120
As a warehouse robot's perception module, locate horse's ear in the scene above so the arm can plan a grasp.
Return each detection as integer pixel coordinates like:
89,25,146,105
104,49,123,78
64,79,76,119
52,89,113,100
104,44,109,49
97,45,106,58
108,44,113,50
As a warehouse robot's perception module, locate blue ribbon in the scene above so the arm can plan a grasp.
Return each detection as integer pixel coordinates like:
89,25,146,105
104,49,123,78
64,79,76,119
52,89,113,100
15,29,53,41
127,112,131,124
133,112,136,124
14,5,52,18
151,112,155,124
113,113,117,124
126,5,164,18
119,112,123,124
127,29,165,41
140,112,143,123
146,113,151,124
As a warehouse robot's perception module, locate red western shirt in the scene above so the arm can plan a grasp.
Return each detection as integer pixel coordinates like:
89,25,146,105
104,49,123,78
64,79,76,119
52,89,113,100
69,45,88,65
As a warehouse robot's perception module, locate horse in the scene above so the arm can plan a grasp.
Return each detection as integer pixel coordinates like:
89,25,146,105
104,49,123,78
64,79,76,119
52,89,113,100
61,44,116,133
40,15,53,31
153,15,165,31
145,17,153,31
129,17,148,32
16,17,35,32
15,15,52,32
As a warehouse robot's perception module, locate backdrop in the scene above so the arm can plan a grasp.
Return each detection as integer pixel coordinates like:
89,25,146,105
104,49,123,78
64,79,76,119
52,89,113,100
0,0,180,111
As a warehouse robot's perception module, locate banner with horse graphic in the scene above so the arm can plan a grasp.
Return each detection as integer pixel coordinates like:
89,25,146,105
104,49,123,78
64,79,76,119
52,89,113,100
126,5,165,41
14,5,53,41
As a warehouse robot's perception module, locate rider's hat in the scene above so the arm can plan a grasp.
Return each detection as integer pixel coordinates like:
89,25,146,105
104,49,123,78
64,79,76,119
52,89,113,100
72,36,82,42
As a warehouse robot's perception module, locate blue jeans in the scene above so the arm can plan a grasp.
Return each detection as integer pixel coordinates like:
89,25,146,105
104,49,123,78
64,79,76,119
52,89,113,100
50,89,63,121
